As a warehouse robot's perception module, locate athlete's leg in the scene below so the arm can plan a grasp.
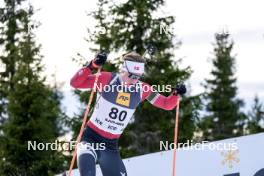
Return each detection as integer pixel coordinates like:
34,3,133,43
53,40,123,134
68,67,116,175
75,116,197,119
98,149,127,176
77,141,98,176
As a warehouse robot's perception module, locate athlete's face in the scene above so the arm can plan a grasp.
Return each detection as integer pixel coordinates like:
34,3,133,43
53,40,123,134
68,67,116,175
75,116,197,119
121,71,141,84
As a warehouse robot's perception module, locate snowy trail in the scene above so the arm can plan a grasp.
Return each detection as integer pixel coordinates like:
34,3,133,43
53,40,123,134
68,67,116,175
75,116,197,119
61,133,264,176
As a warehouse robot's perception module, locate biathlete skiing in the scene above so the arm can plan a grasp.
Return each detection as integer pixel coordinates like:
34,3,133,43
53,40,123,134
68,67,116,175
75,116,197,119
70,50,186,176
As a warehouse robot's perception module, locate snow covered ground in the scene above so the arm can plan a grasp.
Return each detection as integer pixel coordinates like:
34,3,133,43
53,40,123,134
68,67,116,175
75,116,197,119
61,133,264,176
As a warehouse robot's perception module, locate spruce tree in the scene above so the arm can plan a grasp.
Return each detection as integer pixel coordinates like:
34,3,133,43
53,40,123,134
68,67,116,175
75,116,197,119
0,0,24,126
246,96,264,134
71,0,200,158
0,2,67,175
201,32,245,141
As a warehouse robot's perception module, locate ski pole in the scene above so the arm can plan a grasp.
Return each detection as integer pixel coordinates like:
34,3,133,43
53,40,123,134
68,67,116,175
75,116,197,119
68,67,102,176
142,44,156,59
172,98,180,176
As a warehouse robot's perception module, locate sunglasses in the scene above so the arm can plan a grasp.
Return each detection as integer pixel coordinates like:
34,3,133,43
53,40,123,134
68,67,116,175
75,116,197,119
128,73,142,80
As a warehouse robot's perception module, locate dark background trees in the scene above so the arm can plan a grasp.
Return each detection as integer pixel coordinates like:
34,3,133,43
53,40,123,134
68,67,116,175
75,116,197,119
199,32,246,141
0,1,67,175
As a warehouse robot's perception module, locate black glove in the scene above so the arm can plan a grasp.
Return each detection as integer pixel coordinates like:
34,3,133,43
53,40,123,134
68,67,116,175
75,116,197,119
174,83,186,96
93,51,108,66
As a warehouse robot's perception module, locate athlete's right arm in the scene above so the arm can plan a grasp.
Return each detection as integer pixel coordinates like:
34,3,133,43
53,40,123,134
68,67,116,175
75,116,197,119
70,66,112,89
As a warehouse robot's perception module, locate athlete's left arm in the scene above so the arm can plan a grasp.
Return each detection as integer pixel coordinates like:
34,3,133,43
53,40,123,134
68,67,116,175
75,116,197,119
141,82,178,110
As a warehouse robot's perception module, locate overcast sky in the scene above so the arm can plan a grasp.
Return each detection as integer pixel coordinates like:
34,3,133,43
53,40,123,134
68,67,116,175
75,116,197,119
29,0,264,115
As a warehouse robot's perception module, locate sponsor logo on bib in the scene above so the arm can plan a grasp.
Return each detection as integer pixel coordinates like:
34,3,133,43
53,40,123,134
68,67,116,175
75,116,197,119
116,92,130,107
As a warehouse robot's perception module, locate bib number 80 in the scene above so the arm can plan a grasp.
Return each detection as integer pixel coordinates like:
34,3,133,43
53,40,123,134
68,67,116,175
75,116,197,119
109,107,127,121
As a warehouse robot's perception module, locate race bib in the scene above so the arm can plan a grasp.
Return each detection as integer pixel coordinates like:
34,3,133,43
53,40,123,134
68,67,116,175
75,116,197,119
90,96,135,135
